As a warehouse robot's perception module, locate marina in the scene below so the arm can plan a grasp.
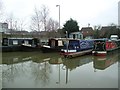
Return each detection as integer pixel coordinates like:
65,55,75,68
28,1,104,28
1,36,119,88
0,0,120,89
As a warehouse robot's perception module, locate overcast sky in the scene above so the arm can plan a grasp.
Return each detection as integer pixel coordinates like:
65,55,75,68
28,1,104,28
2,0,120,30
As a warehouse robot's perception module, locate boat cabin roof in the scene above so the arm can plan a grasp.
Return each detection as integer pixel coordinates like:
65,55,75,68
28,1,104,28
93,38,108,41
49,38,77,40
8,38,33,39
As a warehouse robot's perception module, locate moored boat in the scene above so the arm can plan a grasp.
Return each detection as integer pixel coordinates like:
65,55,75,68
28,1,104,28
60,39,94,58
21,38,41,51
1,38,40,52
1,38,23,52
41,38,67,53
92,39,120,56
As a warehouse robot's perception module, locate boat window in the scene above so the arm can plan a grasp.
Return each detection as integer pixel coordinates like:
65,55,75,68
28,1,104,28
58,40,63,46
24,40,29,45
94,40,106,51
2,38,8,46
13,40,18,45
68,45,74,49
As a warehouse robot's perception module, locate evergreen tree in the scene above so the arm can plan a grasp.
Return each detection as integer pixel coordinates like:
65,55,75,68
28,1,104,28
63,18,79,37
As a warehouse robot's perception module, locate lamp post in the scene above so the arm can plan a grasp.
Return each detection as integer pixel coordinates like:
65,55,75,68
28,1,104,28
66,31,68,57
56,5,60,30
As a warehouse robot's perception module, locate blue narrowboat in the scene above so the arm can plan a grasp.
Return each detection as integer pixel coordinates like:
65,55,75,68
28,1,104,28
60,39,94,58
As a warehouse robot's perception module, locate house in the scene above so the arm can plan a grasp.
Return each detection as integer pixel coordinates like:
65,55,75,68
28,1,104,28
100,26,117,38
80,27,94,39
69,31,83,39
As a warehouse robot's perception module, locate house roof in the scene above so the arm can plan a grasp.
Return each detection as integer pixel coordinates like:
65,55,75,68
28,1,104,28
100,26,116,36
81,27,93,31
80,27,94,37
101,26,116,31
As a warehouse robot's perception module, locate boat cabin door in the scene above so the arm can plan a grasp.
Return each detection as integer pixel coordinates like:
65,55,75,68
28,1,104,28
51,40,56,47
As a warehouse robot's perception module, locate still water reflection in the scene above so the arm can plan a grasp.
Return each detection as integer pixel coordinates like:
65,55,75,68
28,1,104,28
1,50,119,88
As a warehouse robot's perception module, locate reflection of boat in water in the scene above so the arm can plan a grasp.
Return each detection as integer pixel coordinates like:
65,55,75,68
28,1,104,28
93,50,119,70
49,58,63,64
2,53,52,87
61,56,93,84
62,56,92,71
2,56,32,65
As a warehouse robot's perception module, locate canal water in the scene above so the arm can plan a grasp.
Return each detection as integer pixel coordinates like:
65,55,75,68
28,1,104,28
1,50,120,88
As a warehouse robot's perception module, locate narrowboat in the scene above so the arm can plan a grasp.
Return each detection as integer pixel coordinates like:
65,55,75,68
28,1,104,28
1,38,40,52
41,38,66,53
60,39,94,58
92,39,120,56
21,38,41,51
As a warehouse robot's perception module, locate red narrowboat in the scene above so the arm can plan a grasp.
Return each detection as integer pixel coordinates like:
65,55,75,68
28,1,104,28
92,39,120,56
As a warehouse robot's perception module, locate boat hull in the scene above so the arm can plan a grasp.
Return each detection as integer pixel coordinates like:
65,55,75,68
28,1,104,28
92,51,107,56
41,46,63,53
61,49,92,58
20,45,41,51
1,45,21,52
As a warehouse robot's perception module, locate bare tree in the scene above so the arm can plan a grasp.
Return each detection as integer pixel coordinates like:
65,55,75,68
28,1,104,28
46,18,59,31
6,16,26,31
5,13,27,38
5,13,16,36
40,5,49,31
6,13,15,30
30,7,42,32
17,18,26,31
30,5,49,32
46,18,60,38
